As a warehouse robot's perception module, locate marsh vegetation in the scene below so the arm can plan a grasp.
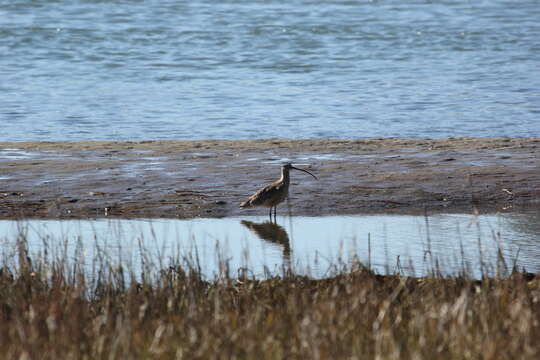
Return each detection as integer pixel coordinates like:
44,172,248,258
0,224,539,359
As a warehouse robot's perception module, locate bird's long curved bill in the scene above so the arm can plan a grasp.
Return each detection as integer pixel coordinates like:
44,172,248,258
291,166,318,180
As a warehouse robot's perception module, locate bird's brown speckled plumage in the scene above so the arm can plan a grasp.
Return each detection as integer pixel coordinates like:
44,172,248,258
240,163,317,219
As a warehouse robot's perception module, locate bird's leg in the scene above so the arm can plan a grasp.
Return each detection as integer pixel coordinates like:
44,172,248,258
269,207,272,221
273,206,277,222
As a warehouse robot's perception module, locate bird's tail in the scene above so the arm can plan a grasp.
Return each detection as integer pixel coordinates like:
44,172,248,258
239,200,251,208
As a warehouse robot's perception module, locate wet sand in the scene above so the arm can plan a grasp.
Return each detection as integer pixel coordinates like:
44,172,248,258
1,138,539,219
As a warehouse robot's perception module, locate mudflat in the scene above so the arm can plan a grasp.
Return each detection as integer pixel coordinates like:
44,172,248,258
1,138,539,219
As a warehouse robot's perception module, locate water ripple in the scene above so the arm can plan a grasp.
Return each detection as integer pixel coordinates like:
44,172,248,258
1,0,539,141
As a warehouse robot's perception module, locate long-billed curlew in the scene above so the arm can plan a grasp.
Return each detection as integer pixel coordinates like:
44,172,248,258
240,163,317,219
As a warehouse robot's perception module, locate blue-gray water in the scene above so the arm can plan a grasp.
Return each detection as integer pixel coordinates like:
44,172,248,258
1,0,539,141
1,213,539,279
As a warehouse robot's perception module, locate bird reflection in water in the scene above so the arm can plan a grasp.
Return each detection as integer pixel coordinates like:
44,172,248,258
241,220,291,269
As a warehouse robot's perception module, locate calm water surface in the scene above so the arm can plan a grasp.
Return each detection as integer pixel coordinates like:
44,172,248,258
1,213,539,279
1,0,539,141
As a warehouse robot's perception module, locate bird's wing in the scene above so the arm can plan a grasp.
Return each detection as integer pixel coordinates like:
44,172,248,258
246,182,284,206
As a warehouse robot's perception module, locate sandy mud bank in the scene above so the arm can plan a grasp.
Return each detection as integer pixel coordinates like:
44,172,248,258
1,138,539,219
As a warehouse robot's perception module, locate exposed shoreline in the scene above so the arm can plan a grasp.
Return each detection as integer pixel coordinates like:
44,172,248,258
1,137,539,219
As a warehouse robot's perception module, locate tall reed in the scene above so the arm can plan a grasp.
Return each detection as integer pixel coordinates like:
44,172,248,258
0,227,538,359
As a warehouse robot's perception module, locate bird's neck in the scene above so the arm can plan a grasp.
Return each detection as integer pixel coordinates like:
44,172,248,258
279,168,290,184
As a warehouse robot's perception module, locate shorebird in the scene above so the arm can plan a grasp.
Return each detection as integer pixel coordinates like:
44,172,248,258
240,163,317,219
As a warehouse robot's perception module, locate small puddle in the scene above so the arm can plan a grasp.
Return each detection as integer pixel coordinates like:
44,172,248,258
0,148,40,160
245,153,357,164
0,148,73,161
0,213,538,279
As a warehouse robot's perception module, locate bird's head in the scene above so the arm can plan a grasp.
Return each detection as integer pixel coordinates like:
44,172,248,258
281,163,317,180
282,163,294,170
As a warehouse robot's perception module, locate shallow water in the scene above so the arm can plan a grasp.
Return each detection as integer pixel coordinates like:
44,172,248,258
1,0,539,141
1,213,538,279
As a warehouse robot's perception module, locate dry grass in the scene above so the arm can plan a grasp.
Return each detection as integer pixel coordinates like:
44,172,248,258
0,234,539,360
